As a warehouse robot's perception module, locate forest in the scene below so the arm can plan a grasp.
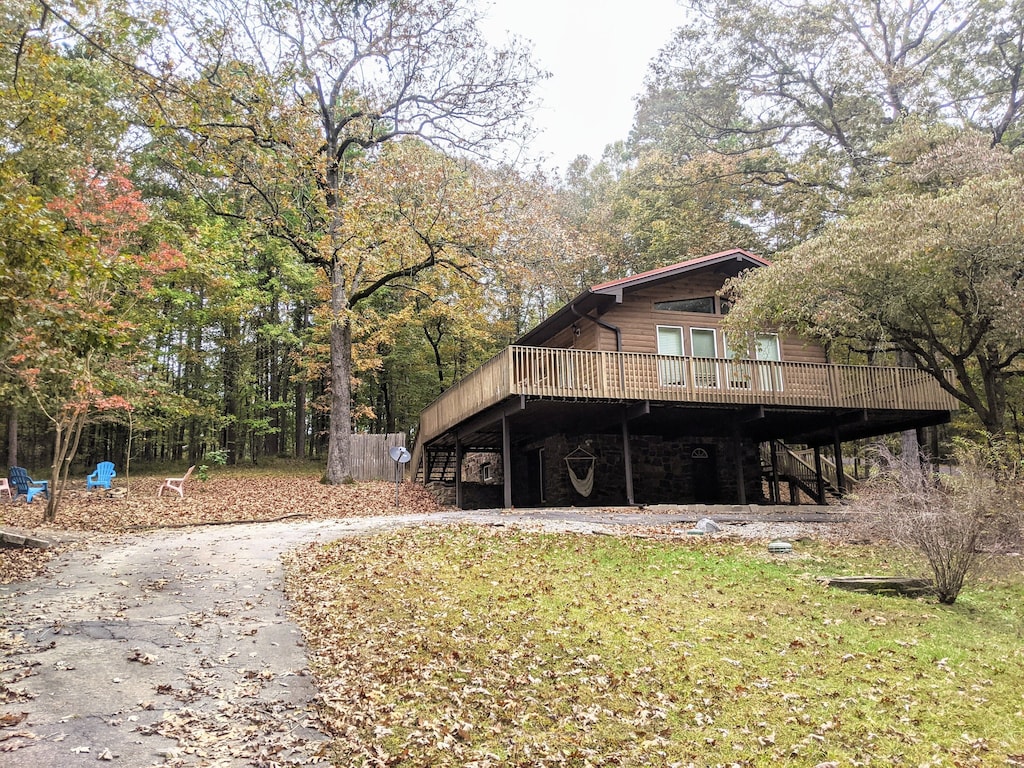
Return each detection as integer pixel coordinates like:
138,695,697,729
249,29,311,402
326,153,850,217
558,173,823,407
2,0,1023,507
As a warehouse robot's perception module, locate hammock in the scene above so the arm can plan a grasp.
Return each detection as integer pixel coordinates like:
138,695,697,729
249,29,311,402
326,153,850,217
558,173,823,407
565,446,596,497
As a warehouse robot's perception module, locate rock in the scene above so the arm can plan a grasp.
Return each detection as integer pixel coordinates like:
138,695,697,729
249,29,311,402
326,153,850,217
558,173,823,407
696,517,721,533
0,530,52,549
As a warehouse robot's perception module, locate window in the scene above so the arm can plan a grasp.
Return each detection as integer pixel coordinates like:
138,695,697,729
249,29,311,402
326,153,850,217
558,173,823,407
754,333,783,391
723,333,752,389
655,296,715,313
657,326,685,385
723,333,783,391
754,333,780,361
690,328,719,387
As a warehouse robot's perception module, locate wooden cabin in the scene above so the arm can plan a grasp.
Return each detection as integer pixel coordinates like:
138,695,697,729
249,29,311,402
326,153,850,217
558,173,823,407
412,249,958,509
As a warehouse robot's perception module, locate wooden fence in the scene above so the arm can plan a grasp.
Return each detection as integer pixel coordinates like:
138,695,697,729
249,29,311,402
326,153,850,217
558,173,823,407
350,432,407,481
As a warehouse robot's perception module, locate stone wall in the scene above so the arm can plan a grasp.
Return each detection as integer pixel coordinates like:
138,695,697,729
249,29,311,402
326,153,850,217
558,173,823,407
461,452,504,485
512,433,764,508
540,434,628,507
444,434,765,509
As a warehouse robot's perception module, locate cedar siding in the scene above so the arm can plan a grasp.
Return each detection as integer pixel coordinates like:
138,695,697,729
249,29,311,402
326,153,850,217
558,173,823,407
413,249,957,510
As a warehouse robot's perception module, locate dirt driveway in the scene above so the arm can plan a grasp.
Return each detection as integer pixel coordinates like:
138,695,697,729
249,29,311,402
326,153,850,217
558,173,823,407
2,517,448,767
1,508,844,766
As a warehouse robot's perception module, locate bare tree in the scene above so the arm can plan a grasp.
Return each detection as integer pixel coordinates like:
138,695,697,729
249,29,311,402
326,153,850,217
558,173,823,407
859,441,1022,604
125,0,544,482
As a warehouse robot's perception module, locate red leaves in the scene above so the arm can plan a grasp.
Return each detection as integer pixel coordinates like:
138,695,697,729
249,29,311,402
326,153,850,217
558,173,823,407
47,165,149,255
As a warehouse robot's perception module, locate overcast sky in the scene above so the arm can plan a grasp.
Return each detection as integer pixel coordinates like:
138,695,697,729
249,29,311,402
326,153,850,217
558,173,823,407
479,0,688,174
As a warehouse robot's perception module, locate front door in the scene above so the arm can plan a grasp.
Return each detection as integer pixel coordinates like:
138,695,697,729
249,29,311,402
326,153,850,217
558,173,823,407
690,444,718,503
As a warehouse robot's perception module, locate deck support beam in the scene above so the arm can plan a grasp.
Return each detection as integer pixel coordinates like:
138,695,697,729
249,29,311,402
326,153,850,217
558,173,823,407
813,445,826,505
502,414,512,509
455,436,464,510
622,415,635,506
455,395,526,441
832,426,846,497
769,440,781,504
620,401,648,506
733,420,746,505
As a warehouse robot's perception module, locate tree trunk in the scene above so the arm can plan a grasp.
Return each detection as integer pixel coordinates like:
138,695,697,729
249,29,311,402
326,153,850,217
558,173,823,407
45,406,87,523
222,319,240,465
293,302,309,459
6,406,17,468
295,378,306,459
325,314,353,483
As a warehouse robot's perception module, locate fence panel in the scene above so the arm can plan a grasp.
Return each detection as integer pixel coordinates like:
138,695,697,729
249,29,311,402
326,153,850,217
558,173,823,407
350,432,407,481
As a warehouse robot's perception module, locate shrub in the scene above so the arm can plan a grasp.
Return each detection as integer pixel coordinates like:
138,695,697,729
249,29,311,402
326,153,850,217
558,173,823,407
857,438,1022,604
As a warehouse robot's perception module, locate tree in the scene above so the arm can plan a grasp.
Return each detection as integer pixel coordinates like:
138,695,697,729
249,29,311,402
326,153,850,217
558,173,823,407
4,165,183,521
625,0,1024,250
725,127,1024,436
1,0,132,467
648,0,1023,161
313,142,589,436
129,0,543,482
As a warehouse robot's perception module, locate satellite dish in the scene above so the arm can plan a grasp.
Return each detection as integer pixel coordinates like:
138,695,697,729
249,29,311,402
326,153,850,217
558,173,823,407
389,445,412,464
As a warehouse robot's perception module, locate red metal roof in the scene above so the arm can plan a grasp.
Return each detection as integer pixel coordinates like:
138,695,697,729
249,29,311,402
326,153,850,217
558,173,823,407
590,248,769,293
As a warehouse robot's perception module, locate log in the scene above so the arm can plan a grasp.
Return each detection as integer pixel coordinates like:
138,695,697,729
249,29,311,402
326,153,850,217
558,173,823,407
823,575,933,597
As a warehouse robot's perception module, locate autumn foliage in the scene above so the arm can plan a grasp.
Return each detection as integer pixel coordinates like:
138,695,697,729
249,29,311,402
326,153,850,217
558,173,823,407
0,475,442,535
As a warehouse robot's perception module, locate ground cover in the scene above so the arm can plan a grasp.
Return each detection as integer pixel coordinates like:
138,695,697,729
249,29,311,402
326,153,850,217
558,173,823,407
0,465,439,583
285,526,1024,767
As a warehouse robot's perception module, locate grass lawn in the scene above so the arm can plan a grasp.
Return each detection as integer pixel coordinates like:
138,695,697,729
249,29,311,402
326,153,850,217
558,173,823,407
285,526,1024,767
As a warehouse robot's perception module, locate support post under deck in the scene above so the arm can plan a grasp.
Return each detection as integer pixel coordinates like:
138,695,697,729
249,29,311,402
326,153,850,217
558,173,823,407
455,436,464,510
832,427,846,497
769,440,781,504
813,445,826,505
502,415,512,509
733,422,746,505
622,415,634,506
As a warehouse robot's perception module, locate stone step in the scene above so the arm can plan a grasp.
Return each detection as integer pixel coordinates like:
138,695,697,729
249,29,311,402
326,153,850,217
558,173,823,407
0,529,53,549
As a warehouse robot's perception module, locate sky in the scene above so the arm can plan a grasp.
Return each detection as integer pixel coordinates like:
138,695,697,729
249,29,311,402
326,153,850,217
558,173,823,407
479,0,688,174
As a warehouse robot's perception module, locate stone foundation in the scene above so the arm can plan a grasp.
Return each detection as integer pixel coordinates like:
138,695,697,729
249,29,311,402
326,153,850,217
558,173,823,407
509,433,763,508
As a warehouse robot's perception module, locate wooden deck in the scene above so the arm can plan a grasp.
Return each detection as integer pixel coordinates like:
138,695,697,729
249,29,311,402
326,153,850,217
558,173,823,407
418,346,959,445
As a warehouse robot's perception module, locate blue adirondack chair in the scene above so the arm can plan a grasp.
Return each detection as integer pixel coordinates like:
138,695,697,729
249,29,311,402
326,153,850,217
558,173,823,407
87,461,117,490
9,466,49,503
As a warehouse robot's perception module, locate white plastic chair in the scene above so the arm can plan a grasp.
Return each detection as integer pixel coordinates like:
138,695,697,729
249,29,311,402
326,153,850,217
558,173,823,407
157,465,195,498
0,477,11,501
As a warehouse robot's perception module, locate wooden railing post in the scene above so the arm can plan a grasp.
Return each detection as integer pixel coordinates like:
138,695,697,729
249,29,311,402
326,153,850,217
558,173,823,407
413,345,957,450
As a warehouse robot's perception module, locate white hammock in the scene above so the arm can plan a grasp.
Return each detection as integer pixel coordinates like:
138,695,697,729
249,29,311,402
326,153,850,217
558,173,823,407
565,447,596,497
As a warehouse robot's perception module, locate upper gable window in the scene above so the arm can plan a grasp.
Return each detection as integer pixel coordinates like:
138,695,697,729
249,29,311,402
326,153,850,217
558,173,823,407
654,296,716,314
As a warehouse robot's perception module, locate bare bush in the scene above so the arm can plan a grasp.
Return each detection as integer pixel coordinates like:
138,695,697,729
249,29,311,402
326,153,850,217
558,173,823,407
856,439,1023,604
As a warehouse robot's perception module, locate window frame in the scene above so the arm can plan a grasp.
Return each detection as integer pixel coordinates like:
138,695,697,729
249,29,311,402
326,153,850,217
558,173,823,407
656,325,686,386
653,296,717,314
689,326,720,388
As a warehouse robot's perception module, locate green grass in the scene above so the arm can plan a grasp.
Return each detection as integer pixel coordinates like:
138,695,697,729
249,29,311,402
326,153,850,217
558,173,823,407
285,527,1024,767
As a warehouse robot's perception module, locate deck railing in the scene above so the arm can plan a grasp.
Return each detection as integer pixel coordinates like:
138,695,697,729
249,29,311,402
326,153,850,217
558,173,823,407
418,346,959,445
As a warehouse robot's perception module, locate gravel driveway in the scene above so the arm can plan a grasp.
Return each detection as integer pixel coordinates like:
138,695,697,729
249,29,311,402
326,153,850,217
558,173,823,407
0,509,849,766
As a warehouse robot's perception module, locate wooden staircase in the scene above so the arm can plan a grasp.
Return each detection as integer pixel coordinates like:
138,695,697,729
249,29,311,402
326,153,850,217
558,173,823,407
761,440,858,504
408,439,457,484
